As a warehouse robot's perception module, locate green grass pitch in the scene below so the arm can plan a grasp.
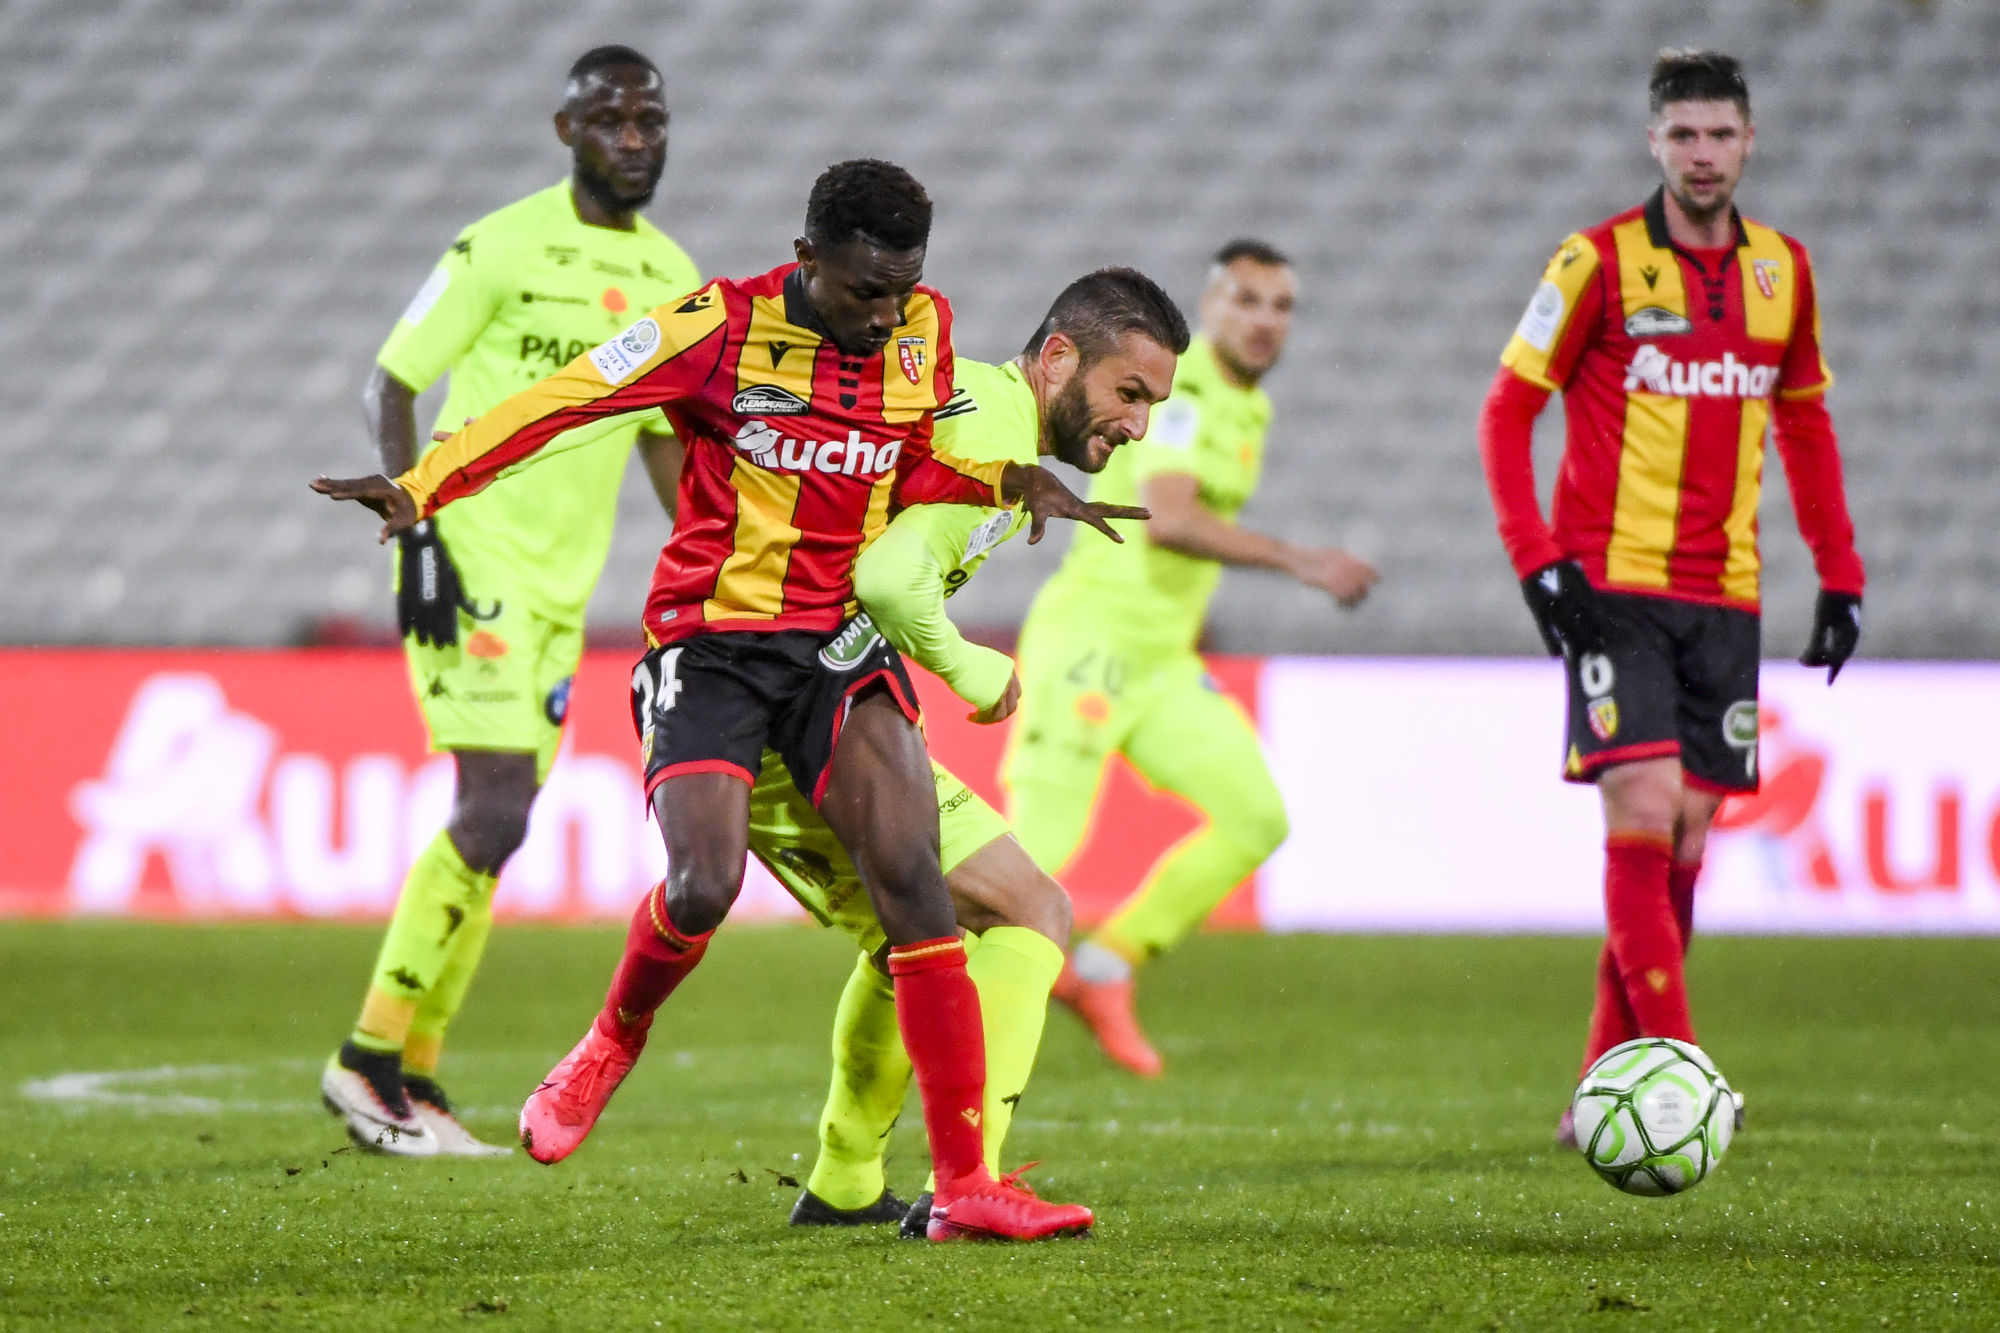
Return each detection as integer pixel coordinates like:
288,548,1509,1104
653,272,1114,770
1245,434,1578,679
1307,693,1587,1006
3,923,1996,1330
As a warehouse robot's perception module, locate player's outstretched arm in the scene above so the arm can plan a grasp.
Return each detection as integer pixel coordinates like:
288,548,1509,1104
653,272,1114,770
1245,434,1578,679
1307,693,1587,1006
1141,471,1377,608
854,507,1017,721
1001,462,1149,546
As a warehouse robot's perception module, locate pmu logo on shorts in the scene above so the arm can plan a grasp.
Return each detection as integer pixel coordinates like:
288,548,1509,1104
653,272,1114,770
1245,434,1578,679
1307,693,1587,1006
1624,344,1780,399
732,419,904,477
818,613,885,672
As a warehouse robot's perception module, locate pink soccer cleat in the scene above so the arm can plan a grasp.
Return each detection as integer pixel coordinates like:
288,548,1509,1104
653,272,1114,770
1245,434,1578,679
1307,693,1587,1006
928,1164,1094,1243
1053,962,1164,1079
519,1018,644,1164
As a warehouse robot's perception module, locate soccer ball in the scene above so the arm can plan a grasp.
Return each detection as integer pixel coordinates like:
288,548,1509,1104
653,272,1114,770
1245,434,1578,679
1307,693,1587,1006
1572,1037,1734,1196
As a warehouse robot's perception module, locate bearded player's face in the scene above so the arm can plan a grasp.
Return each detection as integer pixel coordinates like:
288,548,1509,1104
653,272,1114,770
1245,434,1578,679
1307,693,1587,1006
795,237,927,359
1649,99,1753,224
1201,260,1295,384
1044,333,1178,473
558,66,669,213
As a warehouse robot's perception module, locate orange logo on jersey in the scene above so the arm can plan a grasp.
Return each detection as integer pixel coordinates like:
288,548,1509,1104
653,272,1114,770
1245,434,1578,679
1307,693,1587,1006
1752,259,1780,301
602,287,628,314
898,336,926,384
465,631,509,659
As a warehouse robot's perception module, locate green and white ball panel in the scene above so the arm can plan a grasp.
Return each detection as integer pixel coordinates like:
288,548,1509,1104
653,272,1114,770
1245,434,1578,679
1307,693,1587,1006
1572,1038,1734,1197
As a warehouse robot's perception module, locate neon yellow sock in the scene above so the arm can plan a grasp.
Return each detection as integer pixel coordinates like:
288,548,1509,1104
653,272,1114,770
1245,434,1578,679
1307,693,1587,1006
805,951,912,1211
350,831,497,1057
403,883,495,1077
966,925,1063,1175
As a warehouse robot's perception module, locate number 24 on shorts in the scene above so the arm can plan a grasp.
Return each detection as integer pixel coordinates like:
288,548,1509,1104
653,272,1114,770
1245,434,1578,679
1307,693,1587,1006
631,646,686,766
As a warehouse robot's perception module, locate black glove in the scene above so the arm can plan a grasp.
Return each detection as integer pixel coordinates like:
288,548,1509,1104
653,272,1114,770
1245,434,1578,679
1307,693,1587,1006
1521,560,1610,659
396,519,463,648
1800,590,1862,684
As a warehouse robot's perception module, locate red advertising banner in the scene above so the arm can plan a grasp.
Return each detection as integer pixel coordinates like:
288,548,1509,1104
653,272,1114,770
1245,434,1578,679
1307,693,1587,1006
0,649,1259,926
13,650,1991,934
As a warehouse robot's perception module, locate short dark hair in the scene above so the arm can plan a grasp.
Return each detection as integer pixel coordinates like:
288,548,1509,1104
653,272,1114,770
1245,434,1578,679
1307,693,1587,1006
1022,267,1191,364
804,159,932,252
567,45,659,89
1212,238,1290,269
1649,48,1750,119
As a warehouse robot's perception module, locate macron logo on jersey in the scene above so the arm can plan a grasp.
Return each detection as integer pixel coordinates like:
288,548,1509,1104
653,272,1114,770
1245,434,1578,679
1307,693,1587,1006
732,419,904,477
1624,344,1781,399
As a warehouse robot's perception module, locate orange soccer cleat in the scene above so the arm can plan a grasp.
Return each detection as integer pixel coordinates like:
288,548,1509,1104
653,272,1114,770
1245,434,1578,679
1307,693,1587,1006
928,1164,1094,1242
1053,959,1164,1078
519,1018,644,1164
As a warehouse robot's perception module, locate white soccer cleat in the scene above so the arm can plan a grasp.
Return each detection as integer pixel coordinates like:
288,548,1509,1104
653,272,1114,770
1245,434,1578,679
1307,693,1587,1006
405,1076,513,1158
320,1042,439,1158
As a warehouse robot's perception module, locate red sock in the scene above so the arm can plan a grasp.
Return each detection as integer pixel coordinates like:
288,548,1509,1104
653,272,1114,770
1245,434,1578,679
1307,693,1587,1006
1580,942,1640,1074
1669,858,1702,953
1603,831,1695,1043
886,937,987,1192
598,882,711,1042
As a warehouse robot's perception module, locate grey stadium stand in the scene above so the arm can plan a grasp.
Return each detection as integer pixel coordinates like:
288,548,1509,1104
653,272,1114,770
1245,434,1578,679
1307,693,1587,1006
0,0,1992,655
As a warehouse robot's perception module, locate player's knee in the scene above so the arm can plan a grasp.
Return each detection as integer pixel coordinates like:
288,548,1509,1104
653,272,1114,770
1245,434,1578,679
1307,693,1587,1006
448,793,535,873
662,857,742,935
1598,762,1680,836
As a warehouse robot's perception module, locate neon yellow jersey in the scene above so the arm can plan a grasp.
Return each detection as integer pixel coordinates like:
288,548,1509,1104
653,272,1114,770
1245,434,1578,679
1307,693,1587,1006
376,182,699,623
852,357,1038,709
1029,335,1270,654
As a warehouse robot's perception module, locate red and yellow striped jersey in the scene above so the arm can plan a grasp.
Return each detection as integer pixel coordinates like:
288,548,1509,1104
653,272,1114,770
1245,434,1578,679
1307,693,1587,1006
1491,189,1857,608
398,263,1009,645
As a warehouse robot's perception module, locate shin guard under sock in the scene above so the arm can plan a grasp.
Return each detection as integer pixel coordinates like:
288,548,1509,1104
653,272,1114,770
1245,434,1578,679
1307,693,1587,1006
887,937,986,1192
1603,832,1694,1043
600,881,712,1039
353,831,496,1056
966,926,1063,1176
806,953,912,1211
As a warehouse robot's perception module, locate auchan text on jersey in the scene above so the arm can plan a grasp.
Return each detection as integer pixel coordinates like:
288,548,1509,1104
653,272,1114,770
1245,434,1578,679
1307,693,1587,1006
1624,345,1782,399
733,420,904,477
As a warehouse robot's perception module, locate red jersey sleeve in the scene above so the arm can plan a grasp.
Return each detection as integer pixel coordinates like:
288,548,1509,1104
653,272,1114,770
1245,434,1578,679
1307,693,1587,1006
1478,365,1562,577
1772,393,1865,595
399,284,730,515
1777,239,1835,399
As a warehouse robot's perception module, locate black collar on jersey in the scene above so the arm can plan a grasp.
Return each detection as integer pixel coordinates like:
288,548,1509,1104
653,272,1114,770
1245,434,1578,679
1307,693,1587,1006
782,266,841,344
1642,185,1749,252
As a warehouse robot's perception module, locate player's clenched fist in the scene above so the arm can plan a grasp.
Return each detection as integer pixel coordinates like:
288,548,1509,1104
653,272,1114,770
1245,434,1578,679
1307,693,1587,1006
1288,546,1378,608
310,473,419,542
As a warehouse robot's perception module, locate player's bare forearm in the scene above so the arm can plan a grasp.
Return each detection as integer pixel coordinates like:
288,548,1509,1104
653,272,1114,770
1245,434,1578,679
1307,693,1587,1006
309,473,419,543
1145,483,1293,571
364,365,421,478
999,461,1149,546
637,430,684,521
1143,472,1378,607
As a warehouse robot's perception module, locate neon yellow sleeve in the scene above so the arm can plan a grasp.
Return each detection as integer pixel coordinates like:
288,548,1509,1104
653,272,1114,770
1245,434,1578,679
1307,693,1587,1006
854,506,1015,711
376,225,504,392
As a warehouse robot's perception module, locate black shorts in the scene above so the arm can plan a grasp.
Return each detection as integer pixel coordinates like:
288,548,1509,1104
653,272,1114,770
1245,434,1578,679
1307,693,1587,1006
631,614,919,807
1563,592,1761,794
